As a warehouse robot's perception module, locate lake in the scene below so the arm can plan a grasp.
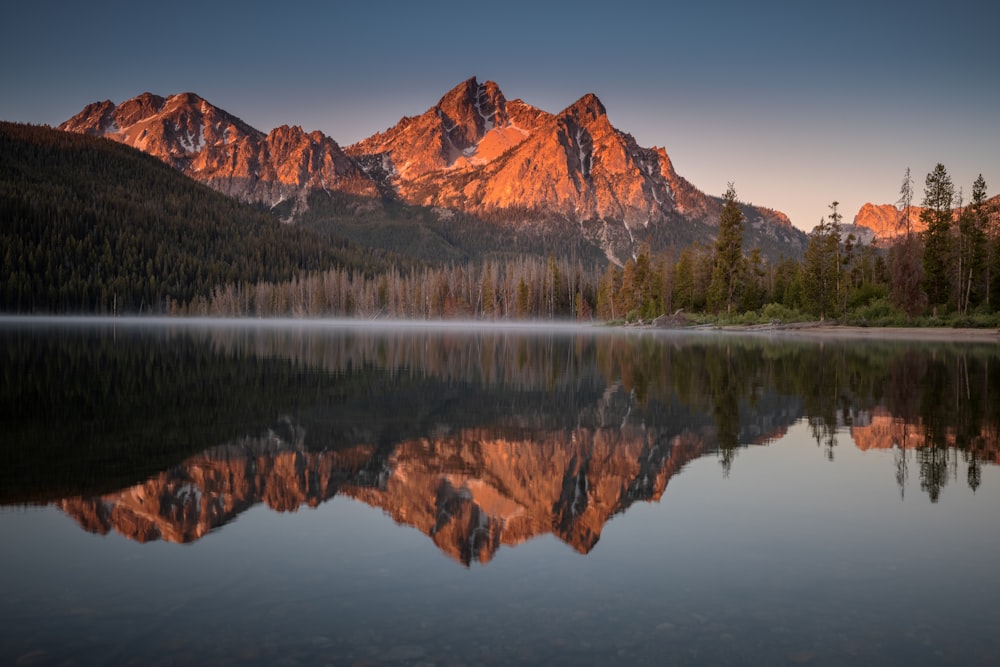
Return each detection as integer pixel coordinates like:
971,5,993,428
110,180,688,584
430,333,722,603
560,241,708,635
2,318,999,666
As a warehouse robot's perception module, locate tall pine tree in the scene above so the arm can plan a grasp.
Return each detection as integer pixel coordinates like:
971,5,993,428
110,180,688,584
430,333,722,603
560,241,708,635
802,206,842,321
707,184,744,315
890,167,926,316
921,163,955,312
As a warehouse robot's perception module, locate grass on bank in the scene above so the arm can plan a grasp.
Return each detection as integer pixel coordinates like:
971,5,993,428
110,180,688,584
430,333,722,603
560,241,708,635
620,298,1000,329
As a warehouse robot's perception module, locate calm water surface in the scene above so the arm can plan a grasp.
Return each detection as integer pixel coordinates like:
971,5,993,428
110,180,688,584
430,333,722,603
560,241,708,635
2,318,999,666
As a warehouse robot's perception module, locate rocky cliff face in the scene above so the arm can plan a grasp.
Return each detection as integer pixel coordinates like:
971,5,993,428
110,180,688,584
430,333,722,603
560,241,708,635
59,92,377,218
348,81,699,225
60,79,805,263
852,196,1000,244
851,203,927,241
348,78,801,263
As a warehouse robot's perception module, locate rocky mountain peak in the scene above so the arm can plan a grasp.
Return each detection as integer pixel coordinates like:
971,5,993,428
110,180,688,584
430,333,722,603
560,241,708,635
433,76,509,151
60,99,117,135
853,202,926,241
57,92,374,212
562,92,607,125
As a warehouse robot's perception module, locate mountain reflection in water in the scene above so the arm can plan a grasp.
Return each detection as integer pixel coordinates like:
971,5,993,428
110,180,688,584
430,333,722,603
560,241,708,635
4,320,999,565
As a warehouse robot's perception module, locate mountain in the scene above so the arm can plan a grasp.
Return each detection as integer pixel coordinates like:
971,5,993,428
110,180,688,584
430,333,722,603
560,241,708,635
60,79,807,264
851,195,1000,243
852,202,927,241
347,80,706,224
60,92,377,219
348,77,805,263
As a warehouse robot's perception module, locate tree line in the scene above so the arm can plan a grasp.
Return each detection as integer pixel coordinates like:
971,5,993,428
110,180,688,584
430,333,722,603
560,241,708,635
183,255,601,319
591,166,997,324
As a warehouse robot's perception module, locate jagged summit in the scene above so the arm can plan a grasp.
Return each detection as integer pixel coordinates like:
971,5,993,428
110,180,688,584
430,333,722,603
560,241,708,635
562,92,607,122
60,78,806,262
58,91,375,216
435,77,509,139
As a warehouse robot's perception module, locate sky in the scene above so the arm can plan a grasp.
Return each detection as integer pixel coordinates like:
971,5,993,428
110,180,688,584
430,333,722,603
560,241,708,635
2,0,997,232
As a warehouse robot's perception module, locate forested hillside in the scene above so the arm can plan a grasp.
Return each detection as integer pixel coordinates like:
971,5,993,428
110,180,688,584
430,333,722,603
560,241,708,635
294,190,609,265
0,122,403,313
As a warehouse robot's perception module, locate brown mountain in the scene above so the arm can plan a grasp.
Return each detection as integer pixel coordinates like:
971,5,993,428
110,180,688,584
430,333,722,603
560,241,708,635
59,92,376,218
348,79,708,224
852,203,927,241
60,79,806,262
851,195,1000,243
348,77,803,262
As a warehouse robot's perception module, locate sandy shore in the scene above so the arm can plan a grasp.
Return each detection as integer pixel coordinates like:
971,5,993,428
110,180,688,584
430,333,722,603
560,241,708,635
708,322,1000,341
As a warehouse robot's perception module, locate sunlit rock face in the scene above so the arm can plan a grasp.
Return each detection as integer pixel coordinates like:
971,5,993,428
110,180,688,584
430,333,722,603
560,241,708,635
852,196,1000,246
347,78,800,264
58,92,376,216
348,81,694,225
60,78,805,263
851,203,926,242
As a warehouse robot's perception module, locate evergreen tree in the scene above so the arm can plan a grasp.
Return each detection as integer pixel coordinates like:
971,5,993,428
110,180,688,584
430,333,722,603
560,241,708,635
802,208,842,320
739,248,767,312
672,247,696,311
596,264,622,320
957,175,989,313
707,184,744,314
921,163,955,312
890,167,926,316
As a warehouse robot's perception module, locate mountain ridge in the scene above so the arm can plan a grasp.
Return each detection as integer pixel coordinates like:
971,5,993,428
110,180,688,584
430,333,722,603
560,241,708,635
59,78,807,263
851,196,1000,243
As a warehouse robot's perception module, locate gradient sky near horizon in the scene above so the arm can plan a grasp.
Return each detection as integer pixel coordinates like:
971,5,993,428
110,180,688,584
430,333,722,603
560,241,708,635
3,0,997,232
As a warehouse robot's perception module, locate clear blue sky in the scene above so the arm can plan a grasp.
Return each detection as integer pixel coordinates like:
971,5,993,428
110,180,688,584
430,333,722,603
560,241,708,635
3,0,997,231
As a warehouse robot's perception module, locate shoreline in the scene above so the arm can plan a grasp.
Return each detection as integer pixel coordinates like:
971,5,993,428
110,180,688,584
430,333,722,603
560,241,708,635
1,314,998,342
680,321,1000,342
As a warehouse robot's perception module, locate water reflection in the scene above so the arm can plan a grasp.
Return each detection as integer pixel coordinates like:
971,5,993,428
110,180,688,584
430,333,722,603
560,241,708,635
3,320,999,565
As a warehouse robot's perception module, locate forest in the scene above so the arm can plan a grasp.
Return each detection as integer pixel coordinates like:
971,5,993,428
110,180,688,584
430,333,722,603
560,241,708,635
2,122,997,325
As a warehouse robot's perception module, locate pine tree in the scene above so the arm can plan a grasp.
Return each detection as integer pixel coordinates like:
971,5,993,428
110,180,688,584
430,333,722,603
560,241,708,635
957,175,989,312
890,167,926,316
921,163,955,312
596,264,621,320
707,184,744,315
672,247,696,311
802,207,842,320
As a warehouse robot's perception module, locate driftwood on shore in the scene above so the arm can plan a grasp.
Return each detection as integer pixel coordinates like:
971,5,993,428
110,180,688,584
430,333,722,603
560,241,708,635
641,313,999,341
